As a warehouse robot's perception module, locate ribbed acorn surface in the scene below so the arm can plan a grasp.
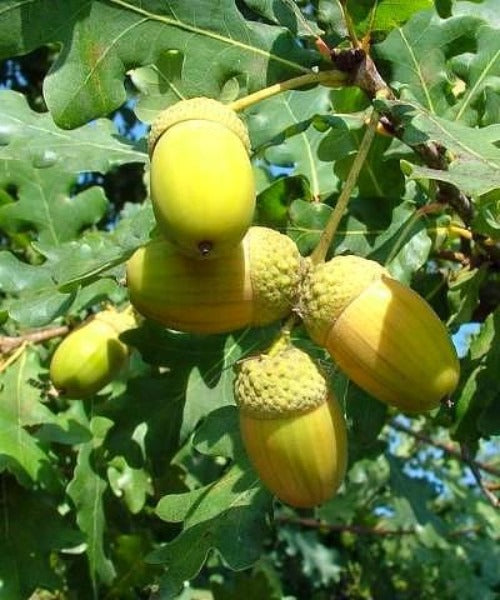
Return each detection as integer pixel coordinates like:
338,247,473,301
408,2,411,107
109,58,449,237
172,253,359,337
235,346,348,508
300,255,460,412
126,226,302,334
149,97,255,259
49,308,135,398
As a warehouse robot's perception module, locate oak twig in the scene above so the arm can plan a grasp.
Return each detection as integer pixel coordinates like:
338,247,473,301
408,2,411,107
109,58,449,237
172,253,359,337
0,325,69,355
461,444,500,509
391,421,500,479
275,516,482,538
310,108,380,264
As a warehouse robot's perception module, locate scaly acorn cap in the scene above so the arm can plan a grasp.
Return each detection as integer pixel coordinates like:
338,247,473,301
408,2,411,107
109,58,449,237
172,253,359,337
235,346,328,419
94,306,137,334
300,255,460,412
247,227,304,325
126,226,302,334
300,255,387,346
148,97,250,156
235,345,348,508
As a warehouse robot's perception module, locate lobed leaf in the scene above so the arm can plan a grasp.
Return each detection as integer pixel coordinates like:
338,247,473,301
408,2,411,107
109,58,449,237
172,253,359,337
0,90,145,172
151,408,272,598
0,0,317,128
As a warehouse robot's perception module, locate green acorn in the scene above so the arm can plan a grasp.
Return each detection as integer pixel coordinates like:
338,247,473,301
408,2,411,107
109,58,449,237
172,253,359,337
49,308,136,398
235,345,348,508
149,97,255,259
126,226,303,334
300,255,460,412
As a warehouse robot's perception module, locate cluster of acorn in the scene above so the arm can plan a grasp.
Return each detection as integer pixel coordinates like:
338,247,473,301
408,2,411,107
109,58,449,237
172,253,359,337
50,98,460,509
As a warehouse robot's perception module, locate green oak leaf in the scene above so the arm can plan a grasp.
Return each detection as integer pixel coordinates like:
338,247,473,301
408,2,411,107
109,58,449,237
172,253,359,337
0,0,317,128
107,456,153,514
0,161,108,246
123,323,278,441
67,415,116,587
452,308,500,443
150,407,272,599
0,202,154,327
347,0,433,38
448,25,500,125
0,480,84,599
0,90,145,171
387,455,445,533
211,563,283,600
245,87,341,200
100,373,186,476
447,265,488,327
375,10,481,115
377,99,500,196
0,348,60,490
454,0,500,29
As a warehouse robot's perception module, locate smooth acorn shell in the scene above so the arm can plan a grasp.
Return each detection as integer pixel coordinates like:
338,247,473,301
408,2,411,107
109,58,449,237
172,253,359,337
150,100,255,259
326,277,459,412
235,346,348,508
301,256,460,412
239,397,347,508
49,311,133,398
126,226,302,334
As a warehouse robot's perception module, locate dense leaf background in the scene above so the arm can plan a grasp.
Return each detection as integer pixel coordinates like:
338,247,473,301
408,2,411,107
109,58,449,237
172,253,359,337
0,1,498,598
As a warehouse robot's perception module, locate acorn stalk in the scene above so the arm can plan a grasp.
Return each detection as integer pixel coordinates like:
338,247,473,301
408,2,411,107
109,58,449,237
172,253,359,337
300,255,460,412
235,345,348,508
126,226,303,334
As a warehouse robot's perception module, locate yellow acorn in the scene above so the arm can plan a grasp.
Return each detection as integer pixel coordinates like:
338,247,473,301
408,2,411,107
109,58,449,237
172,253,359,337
49,308,136,398
126,226,302,334
149,97,255,259
235,345,348,508
300,255,460,412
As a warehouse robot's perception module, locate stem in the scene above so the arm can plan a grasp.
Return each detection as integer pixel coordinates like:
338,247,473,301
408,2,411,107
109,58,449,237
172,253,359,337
275,515,482,537
229,70,346,113
461,443,500,509
338,0,360,48
0,342,27,374
448,225,472,240
0,325,69,355
310,109,380,264
391,421,500,479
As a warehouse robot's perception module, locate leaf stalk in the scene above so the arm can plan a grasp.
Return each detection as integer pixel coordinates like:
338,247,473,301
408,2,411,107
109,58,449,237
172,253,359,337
229,70,346,113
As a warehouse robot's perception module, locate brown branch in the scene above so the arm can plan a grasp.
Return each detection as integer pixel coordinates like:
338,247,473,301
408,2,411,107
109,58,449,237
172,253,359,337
275,516,482,538
485,483,500,492
334,47,474,225
0,325,69,355
461,444,500,509
435,250,470,267
275,516,414,536
391,421,500,478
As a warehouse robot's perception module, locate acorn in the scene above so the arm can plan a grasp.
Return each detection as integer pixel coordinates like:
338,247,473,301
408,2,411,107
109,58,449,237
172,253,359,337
49,308,136,398
149,97,255,259
300,255,460,412
126,226,302,334
235,345,348,508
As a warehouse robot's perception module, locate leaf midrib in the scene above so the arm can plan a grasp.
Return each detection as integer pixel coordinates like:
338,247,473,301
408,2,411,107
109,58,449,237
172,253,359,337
108,0,311,73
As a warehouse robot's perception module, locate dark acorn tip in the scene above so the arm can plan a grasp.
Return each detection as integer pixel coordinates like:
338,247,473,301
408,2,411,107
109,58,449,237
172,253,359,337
440,395,454,410
198,240,213,257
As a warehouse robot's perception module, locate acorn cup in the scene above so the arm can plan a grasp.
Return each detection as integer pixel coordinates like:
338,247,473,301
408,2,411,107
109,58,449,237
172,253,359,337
49,308,136,398
149,97,256,259
234,345,348,508
300,255,460,413
126,226,303,335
